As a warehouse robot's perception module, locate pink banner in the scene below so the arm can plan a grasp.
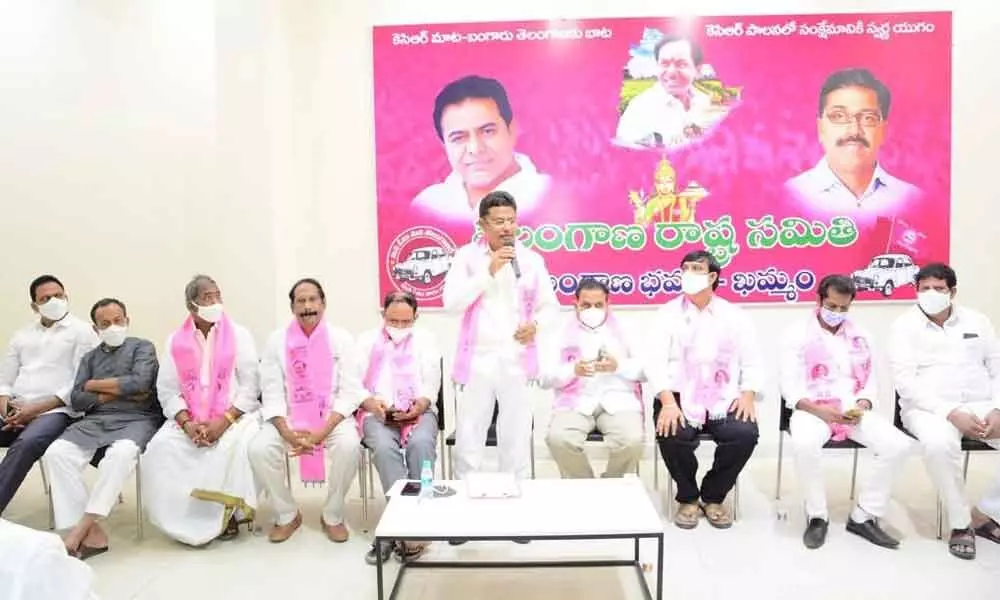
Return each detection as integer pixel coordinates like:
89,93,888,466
374,12,951,306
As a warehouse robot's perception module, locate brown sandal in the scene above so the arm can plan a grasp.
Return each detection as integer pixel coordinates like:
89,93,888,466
701,503,733,529
674,503,700,530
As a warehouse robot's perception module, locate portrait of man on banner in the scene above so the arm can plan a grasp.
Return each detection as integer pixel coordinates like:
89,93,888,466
615,30,741,150
784,67,923,223
409,75,551,225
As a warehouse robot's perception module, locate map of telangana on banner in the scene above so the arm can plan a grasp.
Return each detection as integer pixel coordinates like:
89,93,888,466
373,12,951,307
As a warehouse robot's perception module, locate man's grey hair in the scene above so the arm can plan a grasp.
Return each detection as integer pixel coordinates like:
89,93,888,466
185,274,217,307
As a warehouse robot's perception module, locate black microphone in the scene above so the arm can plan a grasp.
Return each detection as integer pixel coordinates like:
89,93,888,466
504,239,521,279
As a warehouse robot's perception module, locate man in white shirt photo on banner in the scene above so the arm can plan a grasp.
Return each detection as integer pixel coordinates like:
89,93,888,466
410,75,551,224
780,274,911,550
890,263,1000,560
542,278,645,479
0,275,98,516
646,250,761,530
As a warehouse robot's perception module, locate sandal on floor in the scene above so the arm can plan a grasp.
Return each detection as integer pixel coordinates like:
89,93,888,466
701,503,733,530
949,528,976,560
394,541,428,563
217,517,240,541
674,503,700,530
974,517,1000,544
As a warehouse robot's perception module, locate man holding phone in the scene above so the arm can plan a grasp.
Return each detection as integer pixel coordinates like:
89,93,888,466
542,278,645,479
780,274,911,550
355,291,442,564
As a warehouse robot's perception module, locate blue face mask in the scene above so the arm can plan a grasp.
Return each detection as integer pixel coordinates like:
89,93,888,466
819,306,847,328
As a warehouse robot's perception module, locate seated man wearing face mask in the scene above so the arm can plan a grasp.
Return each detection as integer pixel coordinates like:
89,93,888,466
355,291,441,564
0,275,98,517
890,263,1000,561
646,251,763,530
41,298,162,559
142,275,261,546
542,278,645,479
780,275,911,550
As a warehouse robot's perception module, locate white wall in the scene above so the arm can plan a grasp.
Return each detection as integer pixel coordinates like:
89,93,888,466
0,0,995,458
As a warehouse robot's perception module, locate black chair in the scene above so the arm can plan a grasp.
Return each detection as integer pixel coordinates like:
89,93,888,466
652,395,741,521
444,388,536,480
356,360,447,522
892,393,996,539
775,397,865,503
41,444,144,539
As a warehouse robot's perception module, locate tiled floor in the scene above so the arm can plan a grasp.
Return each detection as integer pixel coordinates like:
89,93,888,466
4,451,999,599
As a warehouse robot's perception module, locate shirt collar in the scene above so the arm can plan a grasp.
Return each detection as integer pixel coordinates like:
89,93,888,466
811,158,891,197
681,294,717,315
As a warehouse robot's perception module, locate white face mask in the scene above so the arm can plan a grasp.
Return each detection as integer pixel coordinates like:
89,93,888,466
578,307,607,329
917,290,951,315
37,296,68,321
99,324,128,348
386,326,411,343
680,272,710,296
196,303,224,323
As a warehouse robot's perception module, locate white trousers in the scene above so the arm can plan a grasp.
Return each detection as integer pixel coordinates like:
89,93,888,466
790,409,912,520
41,438,139,530
903,401,1000,530
454,352,534,480
141,416,260,546
248,419,360,527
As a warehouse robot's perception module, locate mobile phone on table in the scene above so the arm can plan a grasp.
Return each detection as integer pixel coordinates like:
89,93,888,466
400,481,421,496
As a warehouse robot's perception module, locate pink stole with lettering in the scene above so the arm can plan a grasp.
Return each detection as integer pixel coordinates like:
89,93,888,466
452,242,539,386
356,330,421,446
170,315,237,423
803,313,872,441
285,320,334,484
677,299,737,427
553,312,643,416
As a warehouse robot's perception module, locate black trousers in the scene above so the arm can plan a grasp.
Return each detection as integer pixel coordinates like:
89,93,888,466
0,413,71,514
655,406,758,505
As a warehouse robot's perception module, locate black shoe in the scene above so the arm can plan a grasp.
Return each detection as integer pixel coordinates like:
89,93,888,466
846,518,899,549
512,538,531,544
448,539,468,546
365,541,394,565
803,518,828,549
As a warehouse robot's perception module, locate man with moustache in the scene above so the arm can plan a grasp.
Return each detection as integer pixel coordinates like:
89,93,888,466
250,278,365,544
785,68,922,219
410,75,551,224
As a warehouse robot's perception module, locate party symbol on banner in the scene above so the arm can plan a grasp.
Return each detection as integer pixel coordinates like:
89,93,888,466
629,157,709,225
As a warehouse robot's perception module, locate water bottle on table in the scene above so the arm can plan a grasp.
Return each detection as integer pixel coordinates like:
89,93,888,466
419,459,433,500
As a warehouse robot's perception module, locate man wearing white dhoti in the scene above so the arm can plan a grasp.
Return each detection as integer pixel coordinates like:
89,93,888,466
141,275,261,546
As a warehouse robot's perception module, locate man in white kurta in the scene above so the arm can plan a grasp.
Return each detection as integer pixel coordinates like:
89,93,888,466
356,291,441,563
542,279,645,479
0,518,98,600
646,251,762,530
0,275,97,516
249,278,363,544
443,191,558,481
890,263,1000,560
141,275,261,546
780,274,911,550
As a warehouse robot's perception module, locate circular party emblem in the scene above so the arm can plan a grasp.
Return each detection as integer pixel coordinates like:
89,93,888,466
386,227,458,302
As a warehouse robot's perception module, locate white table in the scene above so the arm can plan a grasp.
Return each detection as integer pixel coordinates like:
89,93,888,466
374,477,664,600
